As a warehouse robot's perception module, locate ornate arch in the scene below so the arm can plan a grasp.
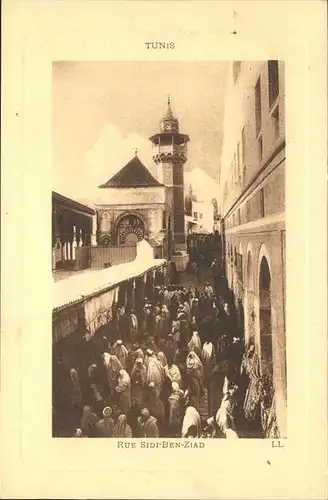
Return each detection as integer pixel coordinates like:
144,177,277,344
256,243,274,377
113,211,148,234
120,227,144,245
244,241,254,291
256,243,273,297
114,211,148,246
100,234,111,246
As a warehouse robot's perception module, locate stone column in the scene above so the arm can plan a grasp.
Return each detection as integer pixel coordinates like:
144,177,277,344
91,214,97,246
131,279,136,310
72,226,77,260
79,228,83,247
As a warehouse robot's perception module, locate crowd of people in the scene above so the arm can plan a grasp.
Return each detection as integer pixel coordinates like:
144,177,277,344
53,262,263,439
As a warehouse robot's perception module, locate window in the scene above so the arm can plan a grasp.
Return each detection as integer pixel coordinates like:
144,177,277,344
237,142,241,181
268,60,279,107
241,126,246,178
232,213,235,226
258,135,263,161
255,77,262,136
241,127,246,164
236,253,243,285
272,105,280,139
260,188,265,217
162,210,167,230
237,208,241,225
199,213,203,219
193,212,198,219
233,153,237,184
233,61,241,83
246,200,251,222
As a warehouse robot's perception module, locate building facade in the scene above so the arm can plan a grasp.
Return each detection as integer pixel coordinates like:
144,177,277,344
96,99,190,268
190,199,215,234
219,61,286,437
96,155,166,256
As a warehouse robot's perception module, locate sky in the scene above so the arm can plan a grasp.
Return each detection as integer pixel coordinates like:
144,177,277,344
52,61,228,204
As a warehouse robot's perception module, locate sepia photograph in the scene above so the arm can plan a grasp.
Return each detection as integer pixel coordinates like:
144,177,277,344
52,60,286,440
2,0,327,498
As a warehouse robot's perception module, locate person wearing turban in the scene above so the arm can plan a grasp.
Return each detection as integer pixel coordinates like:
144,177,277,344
137,408,159,438
95,406,115,437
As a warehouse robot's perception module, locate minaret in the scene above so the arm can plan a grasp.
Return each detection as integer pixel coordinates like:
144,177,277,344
149,97,190,270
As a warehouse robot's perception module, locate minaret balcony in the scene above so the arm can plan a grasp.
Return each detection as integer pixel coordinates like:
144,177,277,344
152,143,187,155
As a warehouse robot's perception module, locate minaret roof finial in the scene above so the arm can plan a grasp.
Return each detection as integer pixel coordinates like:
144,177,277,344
168,94,171,105
135,147,138,156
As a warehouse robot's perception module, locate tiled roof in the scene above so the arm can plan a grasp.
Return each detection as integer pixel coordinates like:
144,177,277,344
98,155,164,188
52,191,95,215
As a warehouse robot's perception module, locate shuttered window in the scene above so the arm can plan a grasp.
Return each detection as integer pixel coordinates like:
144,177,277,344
255,77,262,136
268,60,279,107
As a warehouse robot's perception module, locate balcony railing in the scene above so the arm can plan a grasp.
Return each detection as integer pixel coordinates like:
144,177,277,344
152,144,187,155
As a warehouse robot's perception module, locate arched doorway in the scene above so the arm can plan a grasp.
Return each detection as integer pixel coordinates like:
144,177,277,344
100,234,111,247
116,213,145,246
259,256,273,377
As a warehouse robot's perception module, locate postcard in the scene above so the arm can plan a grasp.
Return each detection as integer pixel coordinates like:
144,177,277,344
1,1,327,499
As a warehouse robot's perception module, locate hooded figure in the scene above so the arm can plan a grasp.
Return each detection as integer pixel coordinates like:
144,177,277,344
131,357,147,408
146,382,165,431
181,405,201,438
215,390,238,437
183,301,191,322
168,382,184,437
164,363,182,387
104,354,123,393
95,406,115,437
137,408,159,438
159,305,171,338
113,413,133,438
68,368,83,412
146,352,164,391
129,311,138,344
157,351,168,368
131,348,145,365
115,369,131,414
80,404,99,436
188,331,202,358
185,352,205,408
165,334,177,365
202,341,216,383
186,352,204,381
112,341,129,370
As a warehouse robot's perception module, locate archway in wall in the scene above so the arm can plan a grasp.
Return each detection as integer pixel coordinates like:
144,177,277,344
100,234,111,247
259,256,273,378
116,213,145,246
101,212,111,232
226,242,230,287
236,242,244,340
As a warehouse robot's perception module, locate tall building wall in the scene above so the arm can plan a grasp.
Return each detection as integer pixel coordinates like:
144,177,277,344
220,61,286,437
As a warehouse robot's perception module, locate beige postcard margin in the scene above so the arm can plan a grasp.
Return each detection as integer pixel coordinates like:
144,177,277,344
1,1,327,499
